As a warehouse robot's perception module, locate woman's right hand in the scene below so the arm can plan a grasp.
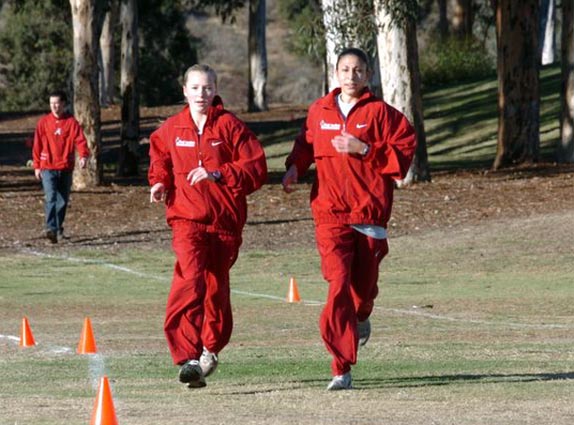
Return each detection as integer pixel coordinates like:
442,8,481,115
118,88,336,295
150,182,166,203
282,164,298,193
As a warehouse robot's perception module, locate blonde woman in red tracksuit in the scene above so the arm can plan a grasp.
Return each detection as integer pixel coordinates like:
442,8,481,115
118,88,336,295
283,48,417,390
148,64,267,388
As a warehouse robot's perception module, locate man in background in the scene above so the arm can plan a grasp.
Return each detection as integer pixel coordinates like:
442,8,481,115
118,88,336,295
33,90,90,243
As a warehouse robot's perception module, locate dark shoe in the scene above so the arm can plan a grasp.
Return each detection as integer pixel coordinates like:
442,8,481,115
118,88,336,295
178,360,206,388
46,230,58,244
358,318,371,347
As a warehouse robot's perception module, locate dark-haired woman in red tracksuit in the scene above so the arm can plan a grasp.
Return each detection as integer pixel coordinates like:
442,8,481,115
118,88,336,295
283,48,416,390
149,64,267,389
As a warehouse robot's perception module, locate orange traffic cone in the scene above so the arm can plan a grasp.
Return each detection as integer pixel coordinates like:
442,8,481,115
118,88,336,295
19,316,36,347
90,376,118,425
287,277,301,303
77,317,98,354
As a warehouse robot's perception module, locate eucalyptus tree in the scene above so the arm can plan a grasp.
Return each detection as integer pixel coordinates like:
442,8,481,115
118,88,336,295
248,0,268,111
375,0,430,184
69,0,104,188
539,0,556,65
99,0,119,106
559,0,574,163
320,0,380,94
117,0,139,176
493,0,540,169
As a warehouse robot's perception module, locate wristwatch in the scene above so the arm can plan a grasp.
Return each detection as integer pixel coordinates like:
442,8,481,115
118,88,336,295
361,144,370,156
211,170,222,182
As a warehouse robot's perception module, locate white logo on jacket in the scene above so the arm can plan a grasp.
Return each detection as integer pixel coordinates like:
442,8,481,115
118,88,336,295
175,137,196,147
54,128,62,135
356,123,368,129
320,120,341,131
211,140,224,147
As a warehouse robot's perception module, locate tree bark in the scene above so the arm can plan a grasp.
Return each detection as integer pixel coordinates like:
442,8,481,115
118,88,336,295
493,0,540,170
99,0,119,106
451,0,473,39
321,0,342,91
248,0,268,112
559,0,574,163
438,0,449,39
539,0,556,65
117,0,139,177
70,0,102,188
375,1,430,184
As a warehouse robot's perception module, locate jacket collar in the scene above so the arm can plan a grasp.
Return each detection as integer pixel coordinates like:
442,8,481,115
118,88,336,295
320,87,374,110
178,95,225,129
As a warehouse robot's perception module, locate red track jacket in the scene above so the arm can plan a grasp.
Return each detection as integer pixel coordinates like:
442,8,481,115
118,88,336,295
148,97,267,234
286,88,417,228
32,113,90,171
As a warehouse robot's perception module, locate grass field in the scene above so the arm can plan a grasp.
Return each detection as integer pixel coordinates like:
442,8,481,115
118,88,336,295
1,65,573,424
1,209,573,424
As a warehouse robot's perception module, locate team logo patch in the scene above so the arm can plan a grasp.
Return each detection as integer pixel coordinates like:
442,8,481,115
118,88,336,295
175,137,196,147
320,120,341,131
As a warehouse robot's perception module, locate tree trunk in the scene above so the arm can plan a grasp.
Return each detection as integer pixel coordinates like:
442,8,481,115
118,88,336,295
375,1,430,184
117,0,139,177
70,0,102,188
321,0,342,91
438,0,449,39
248,0,268,112
559,0,574,163
99,0,119,106
493,0,540,170
451,0,473,39
539,0,556,65
321,0,380,93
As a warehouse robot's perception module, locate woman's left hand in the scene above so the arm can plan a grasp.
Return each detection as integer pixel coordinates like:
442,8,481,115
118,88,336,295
187,167,215,186
331,130,367,155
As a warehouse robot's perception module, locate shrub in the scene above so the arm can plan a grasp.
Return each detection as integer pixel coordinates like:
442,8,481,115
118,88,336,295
419,37,495,86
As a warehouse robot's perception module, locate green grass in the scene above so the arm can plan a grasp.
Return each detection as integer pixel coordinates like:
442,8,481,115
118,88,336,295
1,213,573,424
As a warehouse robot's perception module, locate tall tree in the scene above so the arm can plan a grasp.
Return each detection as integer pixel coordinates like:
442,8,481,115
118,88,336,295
451,0,473,39
69,0,103,188
320,0,379,93
375,0,430,184
99,0,119,106
248,0,268,111
493,0,540,169
117,0,139,176
539,0,556,65
438,0,448,39
559,0,574,163
321,0,345,91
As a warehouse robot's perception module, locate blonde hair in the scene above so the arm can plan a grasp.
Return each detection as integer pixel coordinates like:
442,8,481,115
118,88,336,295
183,64,218,86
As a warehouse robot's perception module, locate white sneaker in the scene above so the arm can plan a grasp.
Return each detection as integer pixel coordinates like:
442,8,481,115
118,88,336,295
327,372,352,390
358,318,371,347
199,347,218,377
178,359,206,388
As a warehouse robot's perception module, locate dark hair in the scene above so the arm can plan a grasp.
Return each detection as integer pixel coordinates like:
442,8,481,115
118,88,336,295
49,90,68,103
336,47,371,71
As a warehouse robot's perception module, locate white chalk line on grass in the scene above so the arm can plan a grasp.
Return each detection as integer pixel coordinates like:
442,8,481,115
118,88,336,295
20,248,571,330
1,334,107,389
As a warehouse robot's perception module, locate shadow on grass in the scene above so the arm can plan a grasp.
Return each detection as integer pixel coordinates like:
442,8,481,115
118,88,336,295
356,371,574,389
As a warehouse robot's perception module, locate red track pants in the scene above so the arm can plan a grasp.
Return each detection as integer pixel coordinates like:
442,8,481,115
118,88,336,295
165,220,241,365
315,223,389,376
